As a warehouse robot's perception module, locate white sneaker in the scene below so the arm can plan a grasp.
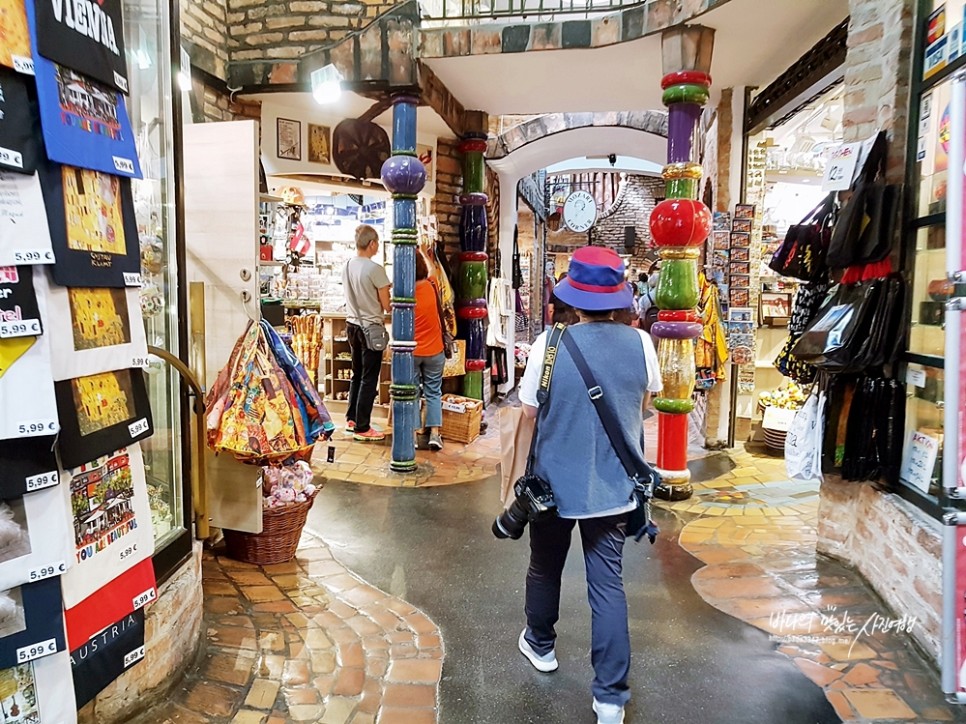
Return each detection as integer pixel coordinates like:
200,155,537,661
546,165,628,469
593,699,625,724
517,629,558,672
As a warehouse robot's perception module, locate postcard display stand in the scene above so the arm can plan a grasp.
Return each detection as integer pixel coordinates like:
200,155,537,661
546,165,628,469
0,1,159,719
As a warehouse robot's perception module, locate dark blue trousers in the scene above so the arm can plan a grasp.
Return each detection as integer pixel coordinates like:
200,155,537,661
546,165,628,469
524,513,631,706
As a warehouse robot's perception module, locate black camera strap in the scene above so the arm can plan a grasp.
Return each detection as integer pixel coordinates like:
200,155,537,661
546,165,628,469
561,333,657,491
525,323,566,474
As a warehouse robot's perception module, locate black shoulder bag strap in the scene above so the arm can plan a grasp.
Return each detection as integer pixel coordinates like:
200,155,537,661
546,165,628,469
561,333,659,543
524,323,566,474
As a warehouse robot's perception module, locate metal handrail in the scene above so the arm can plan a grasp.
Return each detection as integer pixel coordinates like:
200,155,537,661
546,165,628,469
147,345,209,540
419,0,648,22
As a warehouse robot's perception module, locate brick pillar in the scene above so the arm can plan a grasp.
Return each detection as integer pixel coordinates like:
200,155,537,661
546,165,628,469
843,0,914,180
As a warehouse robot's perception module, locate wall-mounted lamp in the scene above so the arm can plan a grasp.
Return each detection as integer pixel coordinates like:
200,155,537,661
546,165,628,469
312,64,344,105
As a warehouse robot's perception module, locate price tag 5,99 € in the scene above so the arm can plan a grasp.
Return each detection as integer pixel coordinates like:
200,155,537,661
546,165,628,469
16,638,57,664
0,319,41,338
17,420,58,437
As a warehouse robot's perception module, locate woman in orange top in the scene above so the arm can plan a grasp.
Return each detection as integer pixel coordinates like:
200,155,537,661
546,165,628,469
414,251,446,451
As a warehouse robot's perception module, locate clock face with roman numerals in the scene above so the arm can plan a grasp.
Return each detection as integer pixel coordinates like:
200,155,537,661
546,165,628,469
563,190,597,233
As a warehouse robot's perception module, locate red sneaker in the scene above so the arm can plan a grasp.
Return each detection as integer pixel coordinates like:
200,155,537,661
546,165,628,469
344,420,356,436
353,427,385,442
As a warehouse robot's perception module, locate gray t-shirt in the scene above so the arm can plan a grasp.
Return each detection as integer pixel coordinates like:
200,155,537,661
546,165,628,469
344,256,390,326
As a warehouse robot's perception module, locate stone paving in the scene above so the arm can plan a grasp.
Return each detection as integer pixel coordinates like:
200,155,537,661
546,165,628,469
138,532,443,724
658,445,963,723
312,411,500,488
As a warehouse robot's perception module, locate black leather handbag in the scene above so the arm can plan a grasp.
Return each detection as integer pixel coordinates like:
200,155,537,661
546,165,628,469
768,193,835,281
791,281,883,372
827,132,902,268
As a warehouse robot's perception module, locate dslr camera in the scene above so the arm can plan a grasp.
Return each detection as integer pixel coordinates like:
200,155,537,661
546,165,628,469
492,474,556,540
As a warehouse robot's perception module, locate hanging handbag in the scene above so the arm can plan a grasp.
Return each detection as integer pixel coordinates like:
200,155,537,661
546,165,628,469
790,281,882,371
432,281,455,359
768,193,835,281
827,132,902,268
560,333,659,544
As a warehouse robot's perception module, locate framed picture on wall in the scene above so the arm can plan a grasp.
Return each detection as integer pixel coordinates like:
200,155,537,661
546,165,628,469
277,118,301,161
307,124,330,164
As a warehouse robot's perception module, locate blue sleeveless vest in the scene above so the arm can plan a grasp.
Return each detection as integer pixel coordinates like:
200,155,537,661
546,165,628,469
533,322,650,518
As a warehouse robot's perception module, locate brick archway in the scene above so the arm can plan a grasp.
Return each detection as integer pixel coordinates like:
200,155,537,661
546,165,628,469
487,111,668,160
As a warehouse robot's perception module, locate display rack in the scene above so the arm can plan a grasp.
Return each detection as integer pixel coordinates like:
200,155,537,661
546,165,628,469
320,315,391,415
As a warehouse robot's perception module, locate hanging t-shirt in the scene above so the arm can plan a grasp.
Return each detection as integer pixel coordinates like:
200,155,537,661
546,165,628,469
60,445,155,608
0,67,40,174
0,0,31,72
0,272,58,442
0,483,73,590
37,159,142,288
70,609,144,709
26,0,141,179
33,0,130,94
0,436,58,498
0,172,56,265
0,577,67,670
41,269,148,381
0,650,78,724
63,557,155,652
53,367,153,468
0,265,42,338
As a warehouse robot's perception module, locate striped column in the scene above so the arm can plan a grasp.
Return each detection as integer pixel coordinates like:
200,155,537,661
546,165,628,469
457,134,488,400
380,94,426,472
649,26,715,501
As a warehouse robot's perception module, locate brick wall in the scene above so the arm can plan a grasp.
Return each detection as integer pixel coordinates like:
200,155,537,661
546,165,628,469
589,175,664,269
817,479,941,664
181,0,230,80
816,0,934,661
841,0,913,182
78,546,204,723
190,78,262,124
227,0,396,63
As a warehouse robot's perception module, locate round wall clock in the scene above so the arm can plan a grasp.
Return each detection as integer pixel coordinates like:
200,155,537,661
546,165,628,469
563,190,598,233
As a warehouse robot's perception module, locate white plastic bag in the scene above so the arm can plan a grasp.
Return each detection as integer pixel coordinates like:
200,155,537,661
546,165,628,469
785,390,824,482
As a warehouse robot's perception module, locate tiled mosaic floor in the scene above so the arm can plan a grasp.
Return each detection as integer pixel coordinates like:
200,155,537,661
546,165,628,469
659,446,962,723
139,534,443,724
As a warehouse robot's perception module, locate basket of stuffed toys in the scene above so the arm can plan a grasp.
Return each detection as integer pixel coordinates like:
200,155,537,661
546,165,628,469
223,461,321,565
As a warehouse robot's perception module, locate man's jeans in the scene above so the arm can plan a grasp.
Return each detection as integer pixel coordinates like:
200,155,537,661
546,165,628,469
346,322,383,433
524,513,631,706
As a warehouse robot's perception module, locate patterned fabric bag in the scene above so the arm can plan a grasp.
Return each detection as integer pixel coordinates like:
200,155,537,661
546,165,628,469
773,281,831,384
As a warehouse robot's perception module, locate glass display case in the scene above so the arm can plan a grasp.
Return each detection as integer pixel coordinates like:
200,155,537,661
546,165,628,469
123,0,190,574
903,362,944,497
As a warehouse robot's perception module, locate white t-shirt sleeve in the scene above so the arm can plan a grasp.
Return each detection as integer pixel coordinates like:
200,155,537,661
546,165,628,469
637,329,663,393
518,331,548,408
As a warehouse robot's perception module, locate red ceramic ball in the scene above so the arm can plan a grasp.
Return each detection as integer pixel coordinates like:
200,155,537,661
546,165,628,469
649,199,712,247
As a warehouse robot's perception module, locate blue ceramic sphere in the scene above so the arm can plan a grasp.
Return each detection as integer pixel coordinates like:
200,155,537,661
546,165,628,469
380,155,427,195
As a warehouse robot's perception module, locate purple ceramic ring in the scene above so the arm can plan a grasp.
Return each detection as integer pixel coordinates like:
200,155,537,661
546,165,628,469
650,321,703,339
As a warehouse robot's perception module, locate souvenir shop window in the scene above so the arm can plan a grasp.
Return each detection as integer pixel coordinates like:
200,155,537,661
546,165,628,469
123,0,190,575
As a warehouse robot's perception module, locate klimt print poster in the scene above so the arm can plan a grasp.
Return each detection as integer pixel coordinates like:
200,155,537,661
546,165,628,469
37,160,141,288
53,367,152,468
25,0,141,179
0,0,31,74
60,444,154,608
40,269,148,381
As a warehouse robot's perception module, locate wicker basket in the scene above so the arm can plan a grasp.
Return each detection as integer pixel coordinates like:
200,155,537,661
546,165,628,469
224,491,318,565
440,394,483,444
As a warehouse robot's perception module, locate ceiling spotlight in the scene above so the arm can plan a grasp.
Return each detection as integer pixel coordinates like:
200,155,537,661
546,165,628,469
311,64,344,105
608,153,617,166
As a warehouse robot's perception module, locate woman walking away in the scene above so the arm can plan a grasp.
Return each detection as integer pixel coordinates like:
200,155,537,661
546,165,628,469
516,246,662,724
414,251,446,451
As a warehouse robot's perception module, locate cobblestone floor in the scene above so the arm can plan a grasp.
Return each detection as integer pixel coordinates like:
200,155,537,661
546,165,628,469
140,533,443,724
659,446,963,723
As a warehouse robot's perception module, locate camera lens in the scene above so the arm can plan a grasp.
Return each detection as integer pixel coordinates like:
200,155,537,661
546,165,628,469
492,499,529,540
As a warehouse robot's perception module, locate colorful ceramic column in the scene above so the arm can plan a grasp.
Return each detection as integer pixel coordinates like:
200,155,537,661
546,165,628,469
457,132,489,400
380,93,426,472
648,26,715,500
